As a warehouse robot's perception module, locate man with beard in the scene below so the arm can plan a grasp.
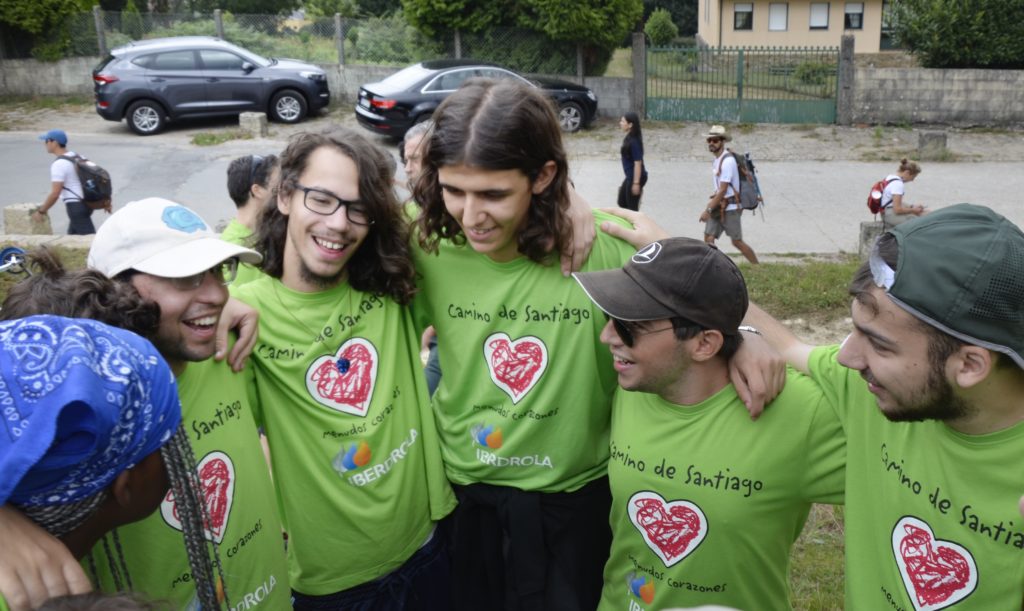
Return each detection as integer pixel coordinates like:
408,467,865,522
698,125,757,264
741,204,1024,609
601,203,1024,609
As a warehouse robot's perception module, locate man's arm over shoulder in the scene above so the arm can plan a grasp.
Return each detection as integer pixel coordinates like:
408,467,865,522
744,302,816,375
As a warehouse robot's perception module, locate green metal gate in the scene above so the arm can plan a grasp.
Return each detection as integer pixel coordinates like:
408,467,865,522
646,46,839,124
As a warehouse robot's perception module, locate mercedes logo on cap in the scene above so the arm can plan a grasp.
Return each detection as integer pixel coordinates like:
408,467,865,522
631,242,662,264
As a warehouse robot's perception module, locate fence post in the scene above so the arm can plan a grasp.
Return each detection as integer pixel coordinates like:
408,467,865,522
93,6,106,56
631,32,645,117
454,29,461,59
334,14,345,65
736,48,744,121
576,44,583,81
836,35,855,126
214,9,224,38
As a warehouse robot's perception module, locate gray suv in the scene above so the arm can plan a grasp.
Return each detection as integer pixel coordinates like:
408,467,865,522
93,36,330,135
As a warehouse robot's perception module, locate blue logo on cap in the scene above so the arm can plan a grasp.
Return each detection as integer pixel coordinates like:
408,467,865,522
161,205,207,233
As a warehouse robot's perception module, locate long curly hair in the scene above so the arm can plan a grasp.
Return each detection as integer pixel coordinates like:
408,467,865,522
413,78,572,264
253,128,417,304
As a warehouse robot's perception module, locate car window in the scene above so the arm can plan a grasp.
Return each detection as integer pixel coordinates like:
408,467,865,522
93,54,117,72
149,50,198,71
477,68,522,82
425,69,476,92
131,54,154,69
199,49,246,71
380,64,434,89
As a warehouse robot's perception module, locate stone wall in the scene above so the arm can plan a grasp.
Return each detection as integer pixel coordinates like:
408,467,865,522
851,67,1024,126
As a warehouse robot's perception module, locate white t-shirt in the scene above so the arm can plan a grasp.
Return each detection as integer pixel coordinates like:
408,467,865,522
880,174,904,209
712,151,740,212
50,152,84,202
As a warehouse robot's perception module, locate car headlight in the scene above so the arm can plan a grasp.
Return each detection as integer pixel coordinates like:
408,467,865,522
586,90,597,101
301,71,326,82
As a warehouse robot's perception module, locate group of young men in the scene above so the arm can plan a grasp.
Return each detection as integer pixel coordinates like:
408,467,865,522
5,88,1023,611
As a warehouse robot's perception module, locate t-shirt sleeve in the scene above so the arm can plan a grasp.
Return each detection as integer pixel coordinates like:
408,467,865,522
719,155,738,185
50,158,72,183
794,372,847,504
630,140,643,163
806,345,858,427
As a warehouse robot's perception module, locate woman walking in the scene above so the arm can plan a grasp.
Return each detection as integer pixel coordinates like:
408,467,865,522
616,112,647,211
881,158,926,227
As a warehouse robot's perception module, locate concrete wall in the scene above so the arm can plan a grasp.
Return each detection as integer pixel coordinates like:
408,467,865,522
852,67,1024,126
0,57,97,95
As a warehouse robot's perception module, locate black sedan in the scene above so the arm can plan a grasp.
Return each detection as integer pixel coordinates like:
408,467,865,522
355,59,598,139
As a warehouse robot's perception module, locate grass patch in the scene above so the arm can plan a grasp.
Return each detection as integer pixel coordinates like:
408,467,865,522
791,504,845,610
0,95,92,111
604,47,633,78
191,130,254,146
739,255,861,320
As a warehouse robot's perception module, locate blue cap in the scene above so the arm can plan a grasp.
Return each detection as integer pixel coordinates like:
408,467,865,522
38,129,67,146
0,315,182,507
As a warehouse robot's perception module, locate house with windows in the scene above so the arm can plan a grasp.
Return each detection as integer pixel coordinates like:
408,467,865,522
697,1,898,52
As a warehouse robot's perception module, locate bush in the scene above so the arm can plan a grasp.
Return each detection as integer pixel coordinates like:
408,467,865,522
645,8,678,47
892,0,1024,69
794,60,831,85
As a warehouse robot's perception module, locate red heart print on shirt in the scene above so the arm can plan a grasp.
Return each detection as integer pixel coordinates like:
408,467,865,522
627,491,708,567
161,451,235,544
483,333,548,404
305,338,378,417
891,516,978,610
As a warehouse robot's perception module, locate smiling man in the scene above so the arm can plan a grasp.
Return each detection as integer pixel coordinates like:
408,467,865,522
743,204,1024,608
231,128,455,610
572,238,844,610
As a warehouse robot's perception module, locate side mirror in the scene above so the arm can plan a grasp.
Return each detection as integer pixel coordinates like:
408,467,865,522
242,62,255,73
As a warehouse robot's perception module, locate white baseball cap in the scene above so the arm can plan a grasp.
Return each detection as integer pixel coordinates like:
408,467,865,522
88,198,262,278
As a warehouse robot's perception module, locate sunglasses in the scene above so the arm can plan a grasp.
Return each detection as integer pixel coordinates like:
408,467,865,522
609,317,674,347
706,137,723,144
249,154,265,187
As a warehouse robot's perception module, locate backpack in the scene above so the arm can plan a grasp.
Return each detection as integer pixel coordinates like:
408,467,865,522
866,177,899,215
732,150,763,212
59,154,112,209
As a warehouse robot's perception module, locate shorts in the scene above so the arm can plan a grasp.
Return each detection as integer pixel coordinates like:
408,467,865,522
705,209,743,240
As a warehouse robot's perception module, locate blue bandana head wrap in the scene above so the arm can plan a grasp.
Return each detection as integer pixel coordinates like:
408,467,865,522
0,315,181,507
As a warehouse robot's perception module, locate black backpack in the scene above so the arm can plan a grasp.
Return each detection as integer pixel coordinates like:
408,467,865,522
60,154,113,208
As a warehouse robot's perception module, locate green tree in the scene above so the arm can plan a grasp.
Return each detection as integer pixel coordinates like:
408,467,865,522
221,0,300,14
519,0,642,49
123,0,144,38
644,0,696,37
892,0,1024,68
400,0,512,38
305,0,359,18
0,0,88,34
645,7,677,46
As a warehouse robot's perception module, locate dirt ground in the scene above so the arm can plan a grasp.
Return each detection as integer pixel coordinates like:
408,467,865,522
4,97,1024,164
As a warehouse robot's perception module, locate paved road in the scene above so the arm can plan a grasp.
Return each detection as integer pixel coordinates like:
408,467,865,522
3,130,1022,254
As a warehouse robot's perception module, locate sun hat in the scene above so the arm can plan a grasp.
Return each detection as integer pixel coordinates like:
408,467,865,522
573,238,748,334
0,315,181,508
88,198,262,279
869,203,1024,368
705,125,731,142
38,129,68,146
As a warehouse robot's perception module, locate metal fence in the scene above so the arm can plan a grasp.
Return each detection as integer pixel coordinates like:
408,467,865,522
10,9,580,76
647,46,840,123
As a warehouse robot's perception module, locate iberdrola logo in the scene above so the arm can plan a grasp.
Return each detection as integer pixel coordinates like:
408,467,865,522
470,424,503,449
628,572,655,605
332,440,371,473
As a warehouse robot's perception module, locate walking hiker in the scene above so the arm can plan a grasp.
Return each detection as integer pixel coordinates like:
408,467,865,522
699,125,758,264
32,129,105,235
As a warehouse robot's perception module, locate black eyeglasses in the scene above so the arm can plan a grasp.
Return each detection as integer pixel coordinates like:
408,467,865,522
609,317,674,347
166,258,239,291
249,155,264,187
706,137,723,144
295,184,374,226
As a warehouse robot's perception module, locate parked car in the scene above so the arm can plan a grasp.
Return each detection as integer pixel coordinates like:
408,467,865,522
92,36,330,135
355,59,598,139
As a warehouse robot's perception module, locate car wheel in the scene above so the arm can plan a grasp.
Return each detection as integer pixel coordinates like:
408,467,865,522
558,101,584,133
270,89,308,124
126,100,165,136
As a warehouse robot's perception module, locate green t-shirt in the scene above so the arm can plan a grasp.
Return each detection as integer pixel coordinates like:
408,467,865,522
88,358,290,610
808,345,1024,610
598,370,845,611
411,211,636,492
233,277,456,596
220,218,262,287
